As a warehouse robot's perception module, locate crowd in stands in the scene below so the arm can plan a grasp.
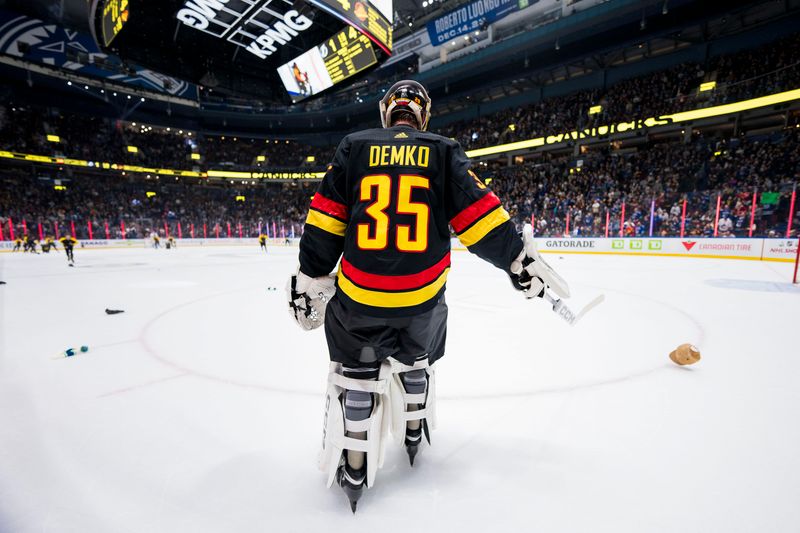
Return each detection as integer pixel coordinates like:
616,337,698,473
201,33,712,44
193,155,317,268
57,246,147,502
439,33,800,150
0,173,315,241
201,136,331,168
1,128,797,243
2,32,800,243
0,106,334,170
491,128,800,238
2,34,798,172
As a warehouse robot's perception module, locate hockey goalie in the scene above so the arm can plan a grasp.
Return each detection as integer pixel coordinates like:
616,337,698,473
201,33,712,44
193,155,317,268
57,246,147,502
286,80,569,512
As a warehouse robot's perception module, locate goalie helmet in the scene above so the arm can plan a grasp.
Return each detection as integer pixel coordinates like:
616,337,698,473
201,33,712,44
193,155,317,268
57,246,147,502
379,80,431,131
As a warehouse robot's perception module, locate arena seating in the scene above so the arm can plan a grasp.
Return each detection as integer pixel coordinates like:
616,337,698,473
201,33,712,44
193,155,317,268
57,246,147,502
1,33,799,241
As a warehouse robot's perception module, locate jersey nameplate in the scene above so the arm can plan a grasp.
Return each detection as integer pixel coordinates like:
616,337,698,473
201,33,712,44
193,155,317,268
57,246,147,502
368,145,430,168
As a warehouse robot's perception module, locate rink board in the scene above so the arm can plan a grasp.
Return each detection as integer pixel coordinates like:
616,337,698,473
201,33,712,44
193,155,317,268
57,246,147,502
0,237,298,251
1,236,797,262
484,237,798,263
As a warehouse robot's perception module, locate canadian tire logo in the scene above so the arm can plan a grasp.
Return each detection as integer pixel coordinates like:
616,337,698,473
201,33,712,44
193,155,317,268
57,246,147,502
682,241,697,251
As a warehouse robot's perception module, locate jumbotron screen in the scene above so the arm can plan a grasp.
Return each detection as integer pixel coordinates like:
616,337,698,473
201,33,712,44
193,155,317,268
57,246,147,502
93,0,393,101
278,26,377,102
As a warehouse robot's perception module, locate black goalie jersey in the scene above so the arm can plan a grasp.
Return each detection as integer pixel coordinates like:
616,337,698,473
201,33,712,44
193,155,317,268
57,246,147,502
299,124,523,318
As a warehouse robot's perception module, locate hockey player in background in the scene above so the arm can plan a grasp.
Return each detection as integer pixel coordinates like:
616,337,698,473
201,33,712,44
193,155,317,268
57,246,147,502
258,233,268,253
23,235,38,253
59,234,77,265
286,80,568,512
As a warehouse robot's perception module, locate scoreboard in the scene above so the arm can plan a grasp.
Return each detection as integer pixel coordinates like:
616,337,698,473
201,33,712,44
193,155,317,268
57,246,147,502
313,0,392,53
277,25,378,102
321,27,377,84
91,0,392,102
100,0,129,47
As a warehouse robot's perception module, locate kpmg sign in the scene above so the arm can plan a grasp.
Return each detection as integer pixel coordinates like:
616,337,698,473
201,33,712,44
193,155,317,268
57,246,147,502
176,0,314,59
426,0,525,45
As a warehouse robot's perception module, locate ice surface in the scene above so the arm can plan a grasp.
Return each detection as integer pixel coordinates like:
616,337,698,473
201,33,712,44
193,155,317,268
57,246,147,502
1,244,798,532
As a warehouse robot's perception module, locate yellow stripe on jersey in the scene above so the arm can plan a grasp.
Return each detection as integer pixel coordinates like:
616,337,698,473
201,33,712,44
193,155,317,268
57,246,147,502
337,268,450,308
306,209,347,237
457,207,510,247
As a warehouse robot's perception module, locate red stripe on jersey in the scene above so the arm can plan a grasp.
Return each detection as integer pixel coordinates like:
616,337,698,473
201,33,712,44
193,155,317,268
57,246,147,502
450,192,501,233
311,193,348,221
341,253,451,291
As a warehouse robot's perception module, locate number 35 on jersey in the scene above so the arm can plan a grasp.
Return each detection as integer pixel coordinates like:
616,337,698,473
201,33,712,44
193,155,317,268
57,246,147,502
357,174,430,253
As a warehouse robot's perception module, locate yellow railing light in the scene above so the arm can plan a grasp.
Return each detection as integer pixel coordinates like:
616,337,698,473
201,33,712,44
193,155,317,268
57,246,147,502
190,153,201,160
146,191,156,198
257,155,266,162
207,170,252,179
588,105,603,115
127,145,138,153
306,155,316,162
699,81,717,92
236,195,246,202
47,134,61,142
507,124,516,132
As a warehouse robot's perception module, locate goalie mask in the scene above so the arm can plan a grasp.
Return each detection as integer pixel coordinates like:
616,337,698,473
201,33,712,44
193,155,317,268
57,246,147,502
379,80,431,131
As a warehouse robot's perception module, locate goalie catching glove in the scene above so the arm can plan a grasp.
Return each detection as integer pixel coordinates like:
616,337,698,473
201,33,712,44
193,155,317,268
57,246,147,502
509,224,571,299
286,269,337,330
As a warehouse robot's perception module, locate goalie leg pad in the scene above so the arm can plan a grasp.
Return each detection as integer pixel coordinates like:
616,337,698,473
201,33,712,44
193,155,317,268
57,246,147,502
319,361,392,488
390,358,437,446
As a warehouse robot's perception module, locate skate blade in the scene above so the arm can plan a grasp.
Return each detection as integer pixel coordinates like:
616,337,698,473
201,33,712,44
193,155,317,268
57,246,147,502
406,444,419,466
342,484,363,513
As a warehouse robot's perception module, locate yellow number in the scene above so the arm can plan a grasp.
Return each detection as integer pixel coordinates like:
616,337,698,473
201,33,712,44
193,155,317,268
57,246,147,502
396,175,430,252
357,174,431,252
358,174,391,249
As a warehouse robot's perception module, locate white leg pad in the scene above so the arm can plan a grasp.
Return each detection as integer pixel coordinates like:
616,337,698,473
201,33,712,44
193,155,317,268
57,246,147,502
390,359,438,445
318,361,393,488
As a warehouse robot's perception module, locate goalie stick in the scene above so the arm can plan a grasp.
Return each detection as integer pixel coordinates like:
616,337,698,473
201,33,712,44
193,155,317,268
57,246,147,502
543,292,605,326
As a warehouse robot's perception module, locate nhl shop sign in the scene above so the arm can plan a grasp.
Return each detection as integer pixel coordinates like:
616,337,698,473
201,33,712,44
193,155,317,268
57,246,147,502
176,0,313,59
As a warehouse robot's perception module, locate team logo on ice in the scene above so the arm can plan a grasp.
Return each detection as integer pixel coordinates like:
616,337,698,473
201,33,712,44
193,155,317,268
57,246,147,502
682,241,697,251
